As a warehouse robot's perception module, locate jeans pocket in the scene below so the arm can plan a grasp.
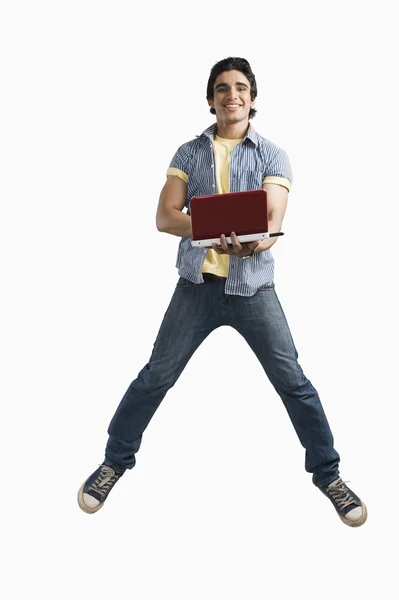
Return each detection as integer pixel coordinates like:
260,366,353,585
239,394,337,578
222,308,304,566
257,282,275,291
176,277,196,288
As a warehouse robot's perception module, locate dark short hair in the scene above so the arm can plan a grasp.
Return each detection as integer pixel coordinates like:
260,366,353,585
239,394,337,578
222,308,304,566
206,57,258,119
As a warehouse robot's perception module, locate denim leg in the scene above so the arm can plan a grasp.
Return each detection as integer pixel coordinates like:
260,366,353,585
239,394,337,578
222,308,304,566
227,285,340,487
105,277,223,471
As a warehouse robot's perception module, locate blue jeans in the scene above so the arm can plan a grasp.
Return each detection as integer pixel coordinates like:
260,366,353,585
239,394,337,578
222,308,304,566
105,274,340,487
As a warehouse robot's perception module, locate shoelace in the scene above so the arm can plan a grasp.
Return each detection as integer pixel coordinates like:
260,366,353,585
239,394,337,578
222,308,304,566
327,479,357,510
88,466,120,499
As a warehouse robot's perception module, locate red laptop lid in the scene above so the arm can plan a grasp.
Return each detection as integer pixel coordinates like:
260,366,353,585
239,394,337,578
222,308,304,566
190,189,268,241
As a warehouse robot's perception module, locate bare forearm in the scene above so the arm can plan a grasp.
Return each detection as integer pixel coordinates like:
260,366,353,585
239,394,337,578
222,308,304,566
261,216,283,251
157,209,192,238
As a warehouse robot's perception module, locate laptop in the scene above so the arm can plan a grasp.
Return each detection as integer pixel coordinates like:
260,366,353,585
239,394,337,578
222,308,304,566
190,189,284,247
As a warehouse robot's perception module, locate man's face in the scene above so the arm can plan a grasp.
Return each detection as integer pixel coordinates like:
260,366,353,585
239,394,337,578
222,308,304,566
208,70,255,125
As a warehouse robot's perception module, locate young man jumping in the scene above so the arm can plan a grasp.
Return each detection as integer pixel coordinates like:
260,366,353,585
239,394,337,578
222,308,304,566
78,57,367,527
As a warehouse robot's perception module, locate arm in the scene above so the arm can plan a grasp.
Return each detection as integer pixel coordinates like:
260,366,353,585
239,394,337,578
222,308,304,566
212,182,289,258
251,182,289,253
155,175,192,238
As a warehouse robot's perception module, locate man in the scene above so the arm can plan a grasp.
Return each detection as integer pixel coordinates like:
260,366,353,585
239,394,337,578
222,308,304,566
78,57,367,527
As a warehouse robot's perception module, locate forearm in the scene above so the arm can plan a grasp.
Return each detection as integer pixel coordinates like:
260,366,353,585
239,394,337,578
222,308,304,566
260,216,283,251
157,209,192,238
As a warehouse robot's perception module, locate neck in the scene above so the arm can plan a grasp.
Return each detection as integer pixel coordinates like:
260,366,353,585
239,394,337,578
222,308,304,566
215,120,249,139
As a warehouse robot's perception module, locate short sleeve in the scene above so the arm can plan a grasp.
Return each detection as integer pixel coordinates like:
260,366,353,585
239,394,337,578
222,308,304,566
263,148,293,191
166,167,188,183
167,143,191,180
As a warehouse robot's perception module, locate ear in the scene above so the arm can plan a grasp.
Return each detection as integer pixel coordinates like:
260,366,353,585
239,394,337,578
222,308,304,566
207,98,214,109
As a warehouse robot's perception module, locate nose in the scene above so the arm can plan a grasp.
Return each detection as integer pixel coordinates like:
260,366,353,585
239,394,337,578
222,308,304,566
226,87,239,102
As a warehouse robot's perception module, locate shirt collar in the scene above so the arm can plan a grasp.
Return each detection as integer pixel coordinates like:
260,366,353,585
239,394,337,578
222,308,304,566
200,122,259,146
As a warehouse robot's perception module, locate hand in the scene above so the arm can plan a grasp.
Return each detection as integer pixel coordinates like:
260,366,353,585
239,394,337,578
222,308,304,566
212,232,262,258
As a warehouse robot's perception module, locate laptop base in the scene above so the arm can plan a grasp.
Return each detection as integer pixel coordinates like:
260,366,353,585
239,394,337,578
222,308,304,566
191,232,283,248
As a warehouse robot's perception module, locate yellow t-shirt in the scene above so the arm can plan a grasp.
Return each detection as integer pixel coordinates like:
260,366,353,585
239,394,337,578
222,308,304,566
201,135,242,277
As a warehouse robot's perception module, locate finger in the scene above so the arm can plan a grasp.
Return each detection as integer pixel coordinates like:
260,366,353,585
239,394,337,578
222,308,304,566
212,243,223,254
220,234,229,252
230,232,242,252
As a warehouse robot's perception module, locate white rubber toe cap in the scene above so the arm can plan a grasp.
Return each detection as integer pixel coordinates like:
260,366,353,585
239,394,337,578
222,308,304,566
83,493,100,509
346,506,363,521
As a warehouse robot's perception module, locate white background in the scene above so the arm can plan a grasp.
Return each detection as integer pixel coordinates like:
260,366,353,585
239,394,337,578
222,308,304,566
1,1,398,598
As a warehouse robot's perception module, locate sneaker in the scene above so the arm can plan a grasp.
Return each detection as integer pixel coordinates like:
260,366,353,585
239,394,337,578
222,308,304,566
319,477,367,527
78,464,124,514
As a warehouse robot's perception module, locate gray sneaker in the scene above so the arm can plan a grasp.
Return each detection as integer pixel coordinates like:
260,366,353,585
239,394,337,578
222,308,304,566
78,464,124,514
319,477,367,527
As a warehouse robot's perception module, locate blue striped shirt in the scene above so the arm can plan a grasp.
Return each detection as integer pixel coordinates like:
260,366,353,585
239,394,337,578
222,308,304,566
169,123,293,296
